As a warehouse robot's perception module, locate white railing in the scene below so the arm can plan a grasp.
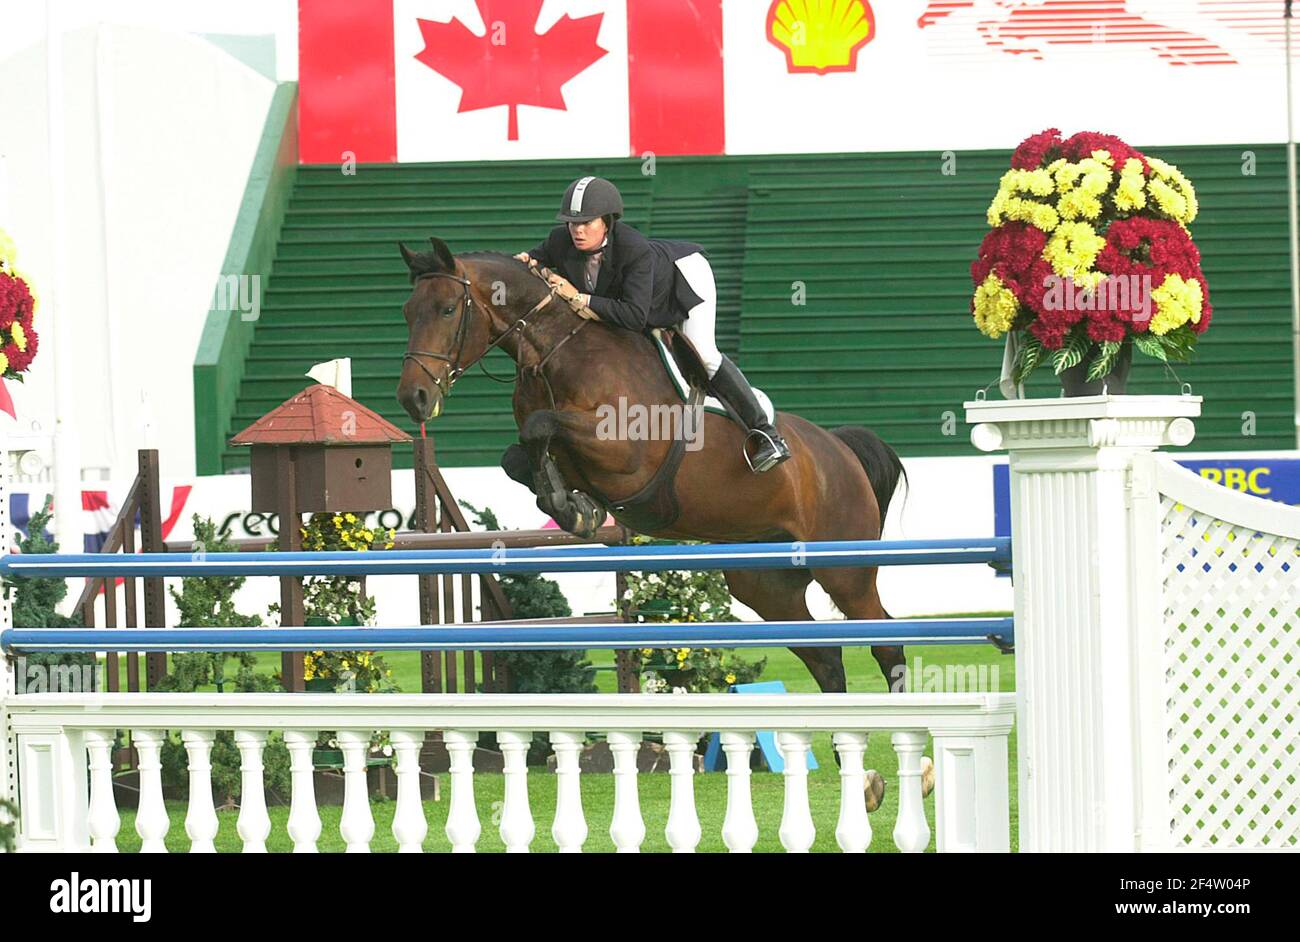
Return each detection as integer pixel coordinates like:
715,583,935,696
7,692,1014,853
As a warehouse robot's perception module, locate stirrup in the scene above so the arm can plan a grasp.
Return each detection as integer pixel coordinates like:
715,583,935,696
742,428,790,473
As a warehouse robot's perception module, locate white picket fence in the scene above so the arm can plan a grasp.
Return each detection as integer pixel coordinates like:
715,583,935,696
7,693,1014,853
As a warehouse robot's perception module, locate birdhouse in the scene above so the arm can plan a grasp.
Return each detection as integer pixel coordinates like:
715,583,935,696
229,384,411,512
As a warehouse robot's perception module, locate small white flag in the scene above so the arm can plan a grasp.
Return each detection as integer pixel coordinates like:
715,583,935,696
306,358,352,398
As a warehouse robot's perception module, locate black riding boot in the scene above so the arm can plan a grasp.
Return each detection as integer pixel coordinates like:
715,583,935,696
708,355,791,472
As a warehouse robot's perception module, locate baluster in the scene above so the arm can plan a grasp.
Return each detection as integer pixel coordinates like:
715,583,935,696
720,731,758,852
550,731,588,853
132,730,169,853
85,729,121,852
777,731,816,852
390,731,428,853
444,730,482,852
182,730,219,853
892,731,931,853
832,732,871,853
284,731,322,852
337,730,375,852
662,731,702,853
607,732,645,853
497,731,535,852
233,731,271,853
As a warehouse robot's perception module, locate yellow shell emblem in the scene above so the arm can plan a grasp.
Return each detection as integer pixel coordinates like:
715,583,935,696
767,0,876,74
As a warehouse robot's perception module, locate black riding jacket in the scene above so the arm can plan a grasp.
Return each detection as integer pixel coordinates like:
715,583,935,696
527,221,706,332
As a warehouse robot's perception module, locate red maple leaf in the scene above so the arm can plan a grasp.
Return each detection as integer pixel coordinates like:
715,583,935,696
414,0,608,141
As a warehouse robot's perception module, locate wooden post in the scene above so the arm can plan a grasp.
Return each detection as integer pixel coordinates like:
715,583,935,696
138,450,168,689
414,439,441,694
276,447,305,692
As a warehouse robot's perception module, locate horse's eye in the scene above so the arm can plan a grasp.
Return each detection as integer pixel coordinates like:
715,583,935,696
442,305,456,317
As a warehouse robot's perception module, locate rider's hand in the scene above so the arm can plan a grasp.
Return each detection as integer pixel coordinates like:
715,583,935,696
575,296,601,320
514,252,534,265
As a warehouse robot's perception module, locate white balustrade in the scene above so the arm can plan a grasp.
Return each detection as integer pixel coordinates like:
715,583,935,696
3,693,1014,854
550,731,588,852
337,730,375,853
234,730,271,853
443,730,481,852
390,731,428,853
497,730,535,852
182,729,218,853
283,730,321,852
607,731,645,852
720,731,758,853
832,732,871,852
84,729,120,853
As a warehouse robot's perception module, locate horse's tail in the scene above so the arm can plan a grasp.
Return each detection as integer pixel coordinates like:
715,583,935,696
831,425,908,530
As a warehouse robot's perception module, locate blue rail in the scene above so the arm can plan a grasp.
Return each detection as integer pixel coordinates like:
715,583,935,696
0,618,1014,654
0,537,1011,578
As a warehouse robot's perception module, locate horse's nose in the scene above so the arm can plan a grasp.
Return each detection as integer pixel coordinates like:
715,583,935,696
411,385,429,418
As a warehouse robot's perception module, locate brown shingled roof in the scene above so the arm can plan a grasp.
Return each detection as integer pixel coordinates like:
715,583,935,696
229,384,412,447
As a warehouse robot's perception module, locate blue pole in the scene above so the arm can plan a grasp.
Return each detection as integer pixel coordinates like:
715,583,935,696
0,537,1011,578
1,617,1014,654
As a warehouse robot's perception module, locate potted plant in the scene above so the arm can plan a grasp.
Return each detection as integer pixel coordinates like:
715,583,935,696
970,129,1212,395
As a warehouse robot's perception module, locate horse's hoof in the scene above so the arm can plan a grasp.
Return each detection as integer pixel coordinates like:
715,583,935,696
921,756,935,799
863,769,886,813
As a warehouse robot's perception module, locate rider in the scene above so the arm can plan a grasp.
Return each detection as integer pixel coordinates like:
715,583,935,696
515,175,791,472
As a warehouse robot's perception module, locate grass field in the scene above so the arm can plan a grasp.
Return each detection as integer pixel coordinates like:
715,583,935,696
109,637,1018,852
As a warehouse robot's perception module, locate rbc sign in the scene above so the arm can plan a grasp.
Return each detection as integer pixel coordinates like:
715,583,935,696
993,457,1300,541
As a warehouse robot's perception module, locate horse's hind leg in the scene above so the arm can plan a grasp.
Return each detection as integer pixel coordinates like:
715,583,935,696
722,567,845,693
814,565,905,691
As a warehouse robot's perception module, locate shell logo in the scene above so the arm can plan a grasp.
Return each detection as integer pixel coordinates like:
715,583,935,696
766,0,876,75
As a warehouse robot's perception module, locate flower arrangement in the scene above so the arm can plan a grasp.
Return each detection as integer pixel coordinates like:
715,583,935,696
270,512,398,693
0,227,40,380
971,129,1211,385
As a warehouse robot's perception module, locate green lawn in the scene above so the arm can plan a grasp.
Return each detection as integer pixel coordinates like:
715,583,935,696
108,638,1018,852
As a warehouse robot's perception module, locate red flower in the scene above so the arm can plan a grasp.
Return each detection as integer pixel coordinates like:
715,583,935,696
1086,312,1129,342
971,222,1048,286
1011,128,1063,169
1061,131,1149,171
0,272,34,330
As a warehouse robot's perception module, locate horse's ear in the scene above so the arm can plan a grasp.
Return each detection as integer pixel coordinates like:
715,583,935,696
398,242,419,272
429,237,456,272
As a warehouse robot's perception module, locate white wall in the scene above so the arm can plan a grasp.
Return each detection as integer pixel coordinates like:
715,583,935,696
0,23,277,480
0,1,298,80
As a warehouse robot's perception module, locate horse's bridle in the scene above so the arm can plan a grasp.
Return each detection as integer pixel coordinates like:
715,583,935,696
402,267,576,403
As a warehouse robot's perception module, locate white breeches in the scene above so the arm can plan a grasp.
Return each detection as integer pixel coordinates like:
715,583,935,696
673,251,723,378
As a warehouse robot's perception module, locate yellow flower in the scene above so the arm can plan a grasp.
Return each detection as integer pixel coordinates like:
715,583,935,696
640,648,654,657
1044,222,1106,286
0,352,9,374
725,672,737,685
10,322,25,352
332,515,343,526
971,273,1020,339
1148,273,1203,335
1112,158,1147,212
1145,156,1198,223
344,513,357,524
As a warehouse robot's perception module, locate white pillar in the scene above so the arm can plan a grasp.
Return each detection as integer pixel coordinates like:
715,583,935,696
966,394,1200,852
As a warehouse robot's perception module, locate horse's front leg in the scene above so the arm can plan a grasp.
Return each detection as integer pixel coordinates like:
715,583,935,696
518,409,607,539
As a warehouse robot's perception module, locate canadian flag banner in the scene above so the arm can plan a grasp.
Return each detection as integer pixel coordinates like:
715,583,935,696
299,0,1297,164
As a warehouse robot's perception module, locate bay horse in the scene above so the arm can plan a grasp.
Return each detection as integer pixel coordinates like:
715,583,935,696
395,238,908,697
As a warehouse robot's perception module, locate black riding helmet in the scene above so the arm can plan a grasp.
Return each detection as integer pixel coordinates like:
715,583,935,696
556,176,623,223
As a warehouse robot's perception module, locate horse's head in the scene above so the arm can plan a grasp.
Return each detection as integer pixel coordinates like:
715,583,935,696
396,237,486,423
